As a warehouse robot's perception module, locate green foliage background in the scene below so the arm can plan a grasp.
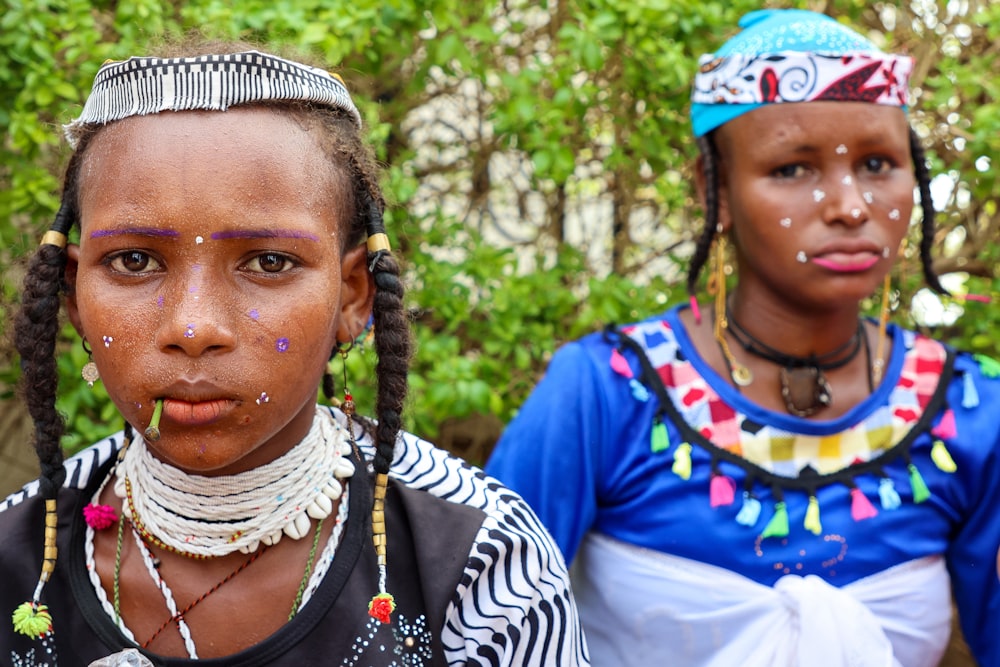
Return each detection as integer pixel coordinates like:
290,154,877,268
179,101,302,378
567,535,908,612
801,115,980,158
1,0,998,463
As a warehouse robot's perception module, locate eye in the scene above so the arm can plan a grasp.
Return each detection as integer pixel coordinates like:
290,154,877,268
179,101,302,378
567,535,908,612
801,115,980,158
862,156,894,174
244,252,295,274
772,163,808,179
107,251,160,273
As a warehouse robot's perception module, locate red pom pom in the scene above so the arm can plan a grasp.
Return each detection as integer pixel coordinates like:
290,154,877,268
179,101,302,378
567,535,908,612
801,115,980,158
368,592,396,624
83,503,118,530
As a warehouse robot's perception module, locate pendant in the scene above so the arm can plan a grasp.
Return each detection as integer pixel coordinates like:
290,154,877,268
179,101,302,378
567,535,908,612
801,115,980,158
731,364,754,387
779,366,832,417
82,361,100,387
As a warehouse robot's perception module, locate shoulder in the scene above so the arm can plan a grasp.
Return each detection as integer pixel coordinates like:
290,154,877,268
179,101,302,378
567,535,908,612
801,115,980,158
1,434,120,514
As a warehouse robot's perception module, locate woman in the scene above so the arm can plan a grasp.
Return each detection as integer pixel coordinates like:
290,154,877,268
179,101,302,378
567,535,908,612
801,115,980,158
488,9,1000,666
2,44,587,666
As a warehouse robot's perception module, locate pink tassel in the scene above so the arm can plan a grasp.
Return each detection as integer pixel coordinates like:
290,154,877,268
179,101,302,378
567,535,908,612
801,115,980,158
850,489,878,521
932,409,957,440
610,348,633,379
83,503,118,530
709,474,736,508
689,296,702,325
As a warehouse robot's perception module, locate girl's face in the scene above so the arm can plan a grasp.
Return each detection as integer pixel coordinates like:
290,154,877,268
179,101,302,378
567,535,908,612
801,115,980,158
66,109,373,475
712,101,914,311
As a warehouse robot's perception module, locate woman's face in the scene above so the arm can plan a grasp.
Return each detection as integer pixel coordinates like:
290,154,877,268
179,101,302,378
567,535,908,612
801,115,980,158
712,101,915,312
66,108,372,475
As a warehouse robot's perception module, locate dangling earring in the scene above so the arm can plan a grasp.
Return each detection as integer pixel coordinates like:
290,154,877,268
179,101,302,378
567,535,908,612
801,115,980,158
872,272,892,386
81,339,99,387
339,342,356,416
709,229,752,387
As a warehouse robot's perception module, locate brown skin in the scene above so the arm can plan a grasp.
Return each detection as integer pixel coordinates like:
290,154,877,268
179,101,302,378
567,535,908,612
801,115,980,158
685,101,914,418
64,108,373,656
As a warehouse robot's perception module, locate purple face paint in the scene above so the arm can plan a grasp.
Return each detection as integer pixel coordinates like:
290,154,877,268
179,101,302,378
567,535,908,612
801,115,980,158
89,227,180,238
157,295,165,308
185,324,196,338
275,337,290,353
211,229,319,241
249,309,260,321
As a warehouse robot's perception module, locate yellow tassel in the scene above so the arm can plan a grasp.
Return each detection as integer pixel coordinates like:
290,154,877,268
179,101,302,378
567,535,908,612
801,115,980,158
803,495,822,535
12,602,52,639
671,443,692,480
930,440,957,473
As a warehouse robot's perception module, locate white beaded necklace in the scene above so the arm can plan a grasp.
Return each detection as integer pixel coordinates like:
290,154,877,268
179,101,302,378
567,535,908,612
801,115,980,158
113,407,356,558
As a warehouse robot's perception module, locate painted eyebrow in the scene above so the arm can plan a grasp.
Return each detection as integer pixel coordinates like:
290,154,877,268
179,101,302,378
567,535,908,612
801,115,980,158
89,227,180,238
210,229,320,241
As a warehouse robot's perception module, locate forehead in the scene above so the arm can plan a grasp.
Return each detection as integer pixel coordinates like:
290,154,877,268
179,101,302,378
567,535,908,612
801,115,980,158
715,101,910,154
77,108,342,221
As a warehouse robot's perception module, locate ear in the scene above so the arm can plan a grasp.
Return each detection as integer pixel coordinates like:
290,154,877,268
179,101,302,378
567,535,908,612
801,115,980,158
65,244,85,336
336,244,375,343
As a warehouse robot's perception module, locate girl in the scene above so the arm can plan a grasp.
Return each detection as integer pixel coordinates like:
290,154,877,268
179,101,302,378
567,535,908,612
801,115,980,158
488,9,1000,667
2,46,587,666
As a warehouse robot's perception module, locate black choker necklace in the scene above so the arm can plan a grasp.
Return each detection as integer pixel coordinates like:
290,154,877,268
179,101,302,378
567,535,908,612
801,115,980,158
725,308,865,417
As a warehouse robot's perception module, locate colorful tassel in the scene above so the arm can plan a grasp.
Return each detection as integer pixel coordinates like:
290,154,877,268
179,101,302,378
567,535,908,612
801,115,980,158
878,478,901,510
629,379,650,402
12,602,52,639
82,503,118,530
932,410,957,440
650,420,670,454
850,488,879,521
367,592,396,624
760,502,789,539
908,464,931,503
671,443,693,480
610,348,633,378
709,474,736,508
803,496,822,535
974,354,1000,379
735,492,761,527
962,372,979,408
931,440,957,473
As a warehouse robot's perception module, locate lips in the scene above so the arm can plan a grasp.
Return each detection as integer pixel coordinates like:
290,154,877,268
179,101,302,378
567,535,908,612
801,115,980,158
811,252,880,273
155,380,240,427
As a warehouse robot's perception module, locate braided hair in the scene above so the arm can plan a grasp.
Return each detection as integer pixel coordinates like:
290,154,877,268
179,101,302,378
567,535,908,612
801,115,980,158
13,99,411,623
686,128,947,298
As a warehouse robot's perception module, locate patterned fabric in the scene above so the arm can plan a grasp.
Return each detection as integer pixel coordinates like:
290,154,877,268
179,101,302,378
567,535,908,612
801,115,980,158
616,319,943,475
1,407,588,667
691,51,911,108
64,51,361,147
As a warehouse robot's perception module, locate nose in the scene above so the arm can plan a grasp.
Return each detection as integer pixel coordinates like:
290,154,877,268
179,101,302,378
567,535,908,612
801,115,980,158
820,168,870,227
154,274,237,357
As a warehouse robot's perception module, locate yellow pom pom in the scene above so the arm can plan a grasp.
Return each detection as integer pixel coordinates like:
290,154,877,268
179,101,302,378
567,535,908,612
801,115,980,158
12,602,52,639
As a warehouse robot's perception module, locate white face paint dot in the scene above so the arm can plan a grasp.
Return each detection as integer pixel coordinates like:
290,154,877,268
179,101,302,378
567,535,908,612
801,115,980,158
780,218,792,228
851,208,862,219
863,192,874,204
836,144,848,154
889,209,900,220
195,236,204,244
842,175,853,186
796,251,808,263
882,246,891,258
813,189,825,202
102,335,113,348
256,392,270,405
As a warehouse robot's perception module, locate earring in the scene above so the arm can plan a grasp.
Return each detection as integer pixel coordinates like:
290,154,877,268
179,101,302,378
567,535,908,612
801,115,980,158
872,272,892,386
339,343,355,415
709,231,752,387
81,339,100,387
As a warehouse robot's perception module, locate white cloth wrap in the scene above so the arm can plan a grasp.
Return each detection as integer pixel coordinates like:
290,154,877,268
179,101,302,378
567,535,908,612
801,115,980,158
571,532,952,667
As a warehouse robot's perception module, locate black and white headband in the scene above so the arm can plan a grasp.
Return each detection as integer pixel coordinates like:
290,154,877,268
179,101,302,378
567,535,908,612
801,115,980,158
64,50,361,148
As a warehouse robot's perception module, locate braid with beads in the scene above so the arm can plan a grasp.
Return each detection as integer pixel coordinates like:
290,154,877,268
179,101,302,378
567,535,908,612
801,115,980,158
686,127,947,298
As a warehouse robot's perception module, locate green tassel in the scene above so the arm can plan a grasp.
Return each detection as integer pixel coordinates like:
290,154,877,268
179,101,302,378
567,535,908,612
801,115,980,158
908,463,931,503
803,495,822,535
930,440,957,473
650,420,669,454
12,602,52,639
671,443,692,480
974,354,1000,379
760,501,789,539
